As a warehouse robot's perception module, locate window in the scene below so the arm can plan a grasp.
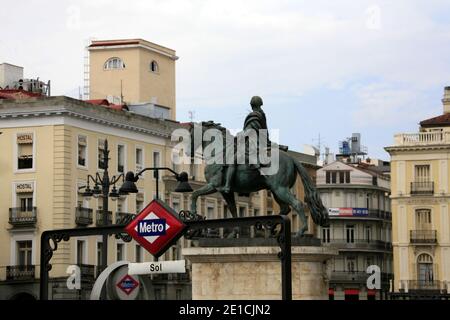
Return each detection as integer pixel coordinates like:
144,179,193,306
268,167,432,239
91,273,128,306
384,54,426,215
97,242,103,266
136,193,144,213
98,139,106,170
19,196,33,212
417,254,434,284
16,241,32,266
239,207,246,218
117,243,124,261
17,133,33,170
254,208,260,216
326,170,350,184
176,289,182,300
207,206,214,219
78,135,87,167
365,226,371,242
136,148,143,172
416,209,432,229
117,198,126,213
135,245,142,263
104,57,125,70
322,228,330,243
346,256,356,272
152,151,161,179
154,289,162,300
77,240,85,265
117,144,125,173
150,60,158,73
415,165,430,182
346,225,355,243
172,200,180,214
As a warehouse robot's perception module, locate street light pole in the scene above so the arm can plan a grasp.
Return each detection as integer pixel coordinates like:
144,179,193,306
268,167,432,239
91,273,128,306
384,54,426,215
101,139,110,274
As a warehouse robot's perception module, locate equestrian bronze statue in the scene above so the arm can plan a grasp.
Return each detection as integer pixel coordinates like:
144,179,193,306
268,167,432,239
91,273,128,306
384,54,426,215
187,96,329,237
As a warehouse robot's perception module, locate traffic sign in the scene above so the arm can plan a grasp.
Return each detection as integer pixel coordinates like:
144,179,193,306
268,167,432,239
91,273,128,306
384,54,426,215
116,274,139,296
128,260,186,275
125,199,186,258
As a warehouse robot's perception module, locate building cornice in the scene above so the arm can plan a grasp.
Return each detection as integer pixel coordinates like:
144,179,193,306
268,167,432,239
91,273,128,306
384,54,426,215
385,144,450,154
0,96,182,139
317,184,390,192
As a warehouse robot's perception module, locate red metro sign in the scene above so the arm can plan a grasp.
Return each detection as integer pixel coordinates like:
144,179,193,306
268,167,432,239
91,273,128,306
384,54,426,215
125,199,186,258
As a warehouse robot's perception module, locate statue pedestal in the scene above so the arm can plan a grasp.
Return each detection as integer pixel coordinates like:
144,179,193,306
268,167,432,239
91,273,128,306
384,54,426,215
182,239,338,300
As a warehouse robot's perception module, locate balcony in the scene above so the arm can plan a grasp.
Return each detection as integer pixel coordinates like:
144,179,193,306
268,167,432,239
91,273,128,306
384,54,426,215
9,207,37,227
75,207,93,226
394,132,450,146
116,212,133,224
78,264,96,279
95,210,112,226
407,280,442,292
323,238,392,251
6,265,35,281
331,271,393,284
410,230,437,244
410,182,434,195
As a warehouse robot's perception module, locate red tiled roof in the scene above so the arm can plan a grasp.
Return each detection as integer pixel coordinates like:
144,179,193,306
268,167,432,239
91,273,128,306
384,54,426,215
420,113,450,127
0,89,43,100
85,99,128,111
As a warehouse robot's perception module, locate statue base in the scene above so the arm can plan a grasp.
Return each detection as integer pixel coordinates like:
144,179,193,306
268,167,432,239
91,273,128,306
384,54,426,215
182,238,338,300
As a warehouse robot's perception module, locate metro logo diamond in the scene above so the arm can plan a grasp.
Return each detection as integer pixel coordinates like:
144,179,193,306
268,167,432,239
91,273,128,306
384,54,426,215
116,274,139,295
125,199,186,258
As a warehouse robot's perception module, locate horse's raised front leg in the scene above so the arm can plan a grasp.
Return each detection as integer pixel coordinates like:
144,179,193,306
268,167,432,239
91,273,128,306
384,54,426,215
271,187,308,237
190,183,217,216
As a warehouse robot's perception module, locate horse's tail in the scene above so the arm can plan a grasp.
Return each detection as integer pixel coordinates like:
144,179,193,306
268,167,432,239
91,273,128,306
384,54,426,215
294,160,330,227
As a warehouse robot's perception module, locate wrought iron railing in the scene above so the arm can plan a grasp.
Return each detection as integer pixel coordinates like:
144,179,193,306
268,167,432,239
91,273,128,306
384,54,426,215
322,238,392,250
9,207,37,226
6,265,35,280
410,230,437,244
410,182,434,195
407,280,442,291
115,212,133,224
75,207,93,226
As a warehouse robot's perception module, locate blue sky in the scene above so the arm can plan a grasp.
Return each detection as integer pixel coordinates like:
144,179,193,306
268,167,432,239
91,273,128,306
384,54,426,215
2,0,450,160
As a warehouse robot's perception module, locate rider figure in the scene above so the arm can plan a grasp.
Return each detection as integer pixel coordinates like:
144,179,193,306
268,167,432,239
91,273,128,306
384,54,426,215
222,96,268,193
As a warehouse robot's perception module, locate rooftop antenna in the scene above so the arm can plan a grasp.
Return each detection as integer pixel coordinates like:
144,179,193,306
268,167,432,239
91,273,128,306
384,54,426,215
188,110,195,122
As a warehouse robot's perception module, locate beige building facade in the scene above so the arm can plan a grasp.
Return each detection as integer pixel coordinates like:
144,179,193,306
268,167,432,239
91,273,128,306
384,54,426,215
88,39,178,120
385,87,450,297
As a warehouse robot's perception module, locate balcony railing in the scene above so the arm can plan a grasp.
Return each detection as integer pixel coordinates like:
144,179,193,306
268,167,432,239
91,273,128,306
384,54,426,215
75,207,93,226
394,132,450,146
331,271,393,284
322,238,392,250
95,210,112,226
9,207,37,226
410,182,434,195
78,264,96,279
116,212,133,224
6,265,35,281
407,280,442,291
410,230,437,244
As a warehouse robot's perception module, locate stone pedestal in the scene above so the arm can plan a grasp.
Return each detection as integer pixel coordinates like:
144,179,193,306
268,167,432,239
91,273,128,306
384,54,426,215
183,243,338,300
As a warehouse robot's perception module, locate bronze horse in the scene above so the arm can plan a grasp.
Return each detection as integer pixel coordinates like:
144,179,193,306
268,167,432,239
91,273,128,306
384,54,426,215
186,121,329,237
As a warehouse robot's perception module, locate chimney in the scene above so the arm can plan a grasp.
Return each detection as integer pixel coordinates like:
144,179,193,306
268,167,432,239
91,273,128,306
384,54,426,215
443,86,450,114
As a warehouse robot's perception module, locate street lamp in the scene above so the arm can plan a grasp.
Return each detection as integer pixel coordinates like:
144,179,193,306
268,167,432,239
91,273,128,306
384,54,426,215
80,139,129,277
119,167,193,199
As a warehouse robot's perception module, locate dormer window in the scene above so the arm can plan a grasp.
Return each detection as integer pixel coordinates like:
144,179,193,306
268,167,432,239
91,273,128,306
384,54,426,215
150,60,159,73
104,58,125,70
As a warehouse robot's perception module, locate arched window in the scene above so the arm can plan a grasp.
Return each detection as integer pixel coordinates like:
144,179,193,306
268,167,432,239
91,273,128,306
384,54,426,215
417,253,434,284
150,60,159,73
104,57,125,70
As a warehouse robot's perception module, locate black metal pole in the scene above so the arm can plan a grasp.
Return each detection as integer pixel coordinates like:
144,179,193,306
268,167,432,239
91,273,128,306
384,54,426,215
39,232,50,300
155,169,159,200
280,215,292,301
101,139,110,299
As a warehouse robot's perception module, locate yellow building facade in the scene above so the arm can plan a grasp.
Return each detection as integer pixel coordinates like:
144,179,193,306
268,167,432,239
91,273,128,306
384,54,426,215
385,87,450,295
88,39,178,120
